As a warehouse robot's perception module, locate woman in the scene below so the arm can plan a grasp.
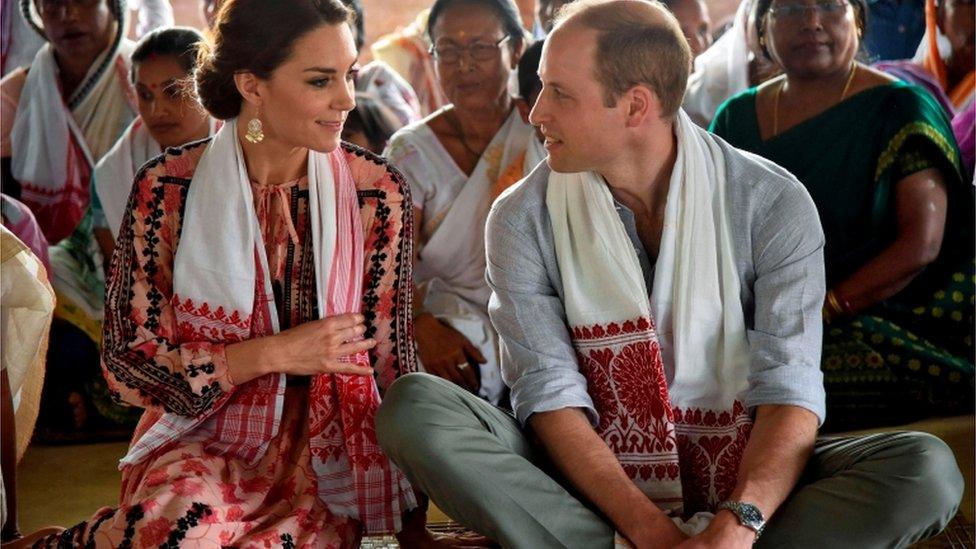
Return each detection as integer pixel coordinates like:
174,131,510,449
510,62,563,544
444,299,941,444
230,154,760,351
0,0,140,443
384,0,534,406
0,227,55,545
93,26,214,244
342,91,403,154
21,0,422,546
876,0,974,175
711,0,974,430
0,0,136,244
683,0,782,127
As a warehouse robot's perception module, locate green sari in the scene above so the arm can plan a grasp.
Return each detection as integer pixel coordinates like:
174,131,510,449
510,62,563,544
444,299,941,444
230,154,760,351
712,81,974,431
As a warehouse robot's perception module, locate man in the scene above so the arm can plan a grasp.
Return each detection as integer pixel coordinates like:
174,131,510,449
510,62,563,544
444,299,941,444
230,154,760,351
377,1,963,547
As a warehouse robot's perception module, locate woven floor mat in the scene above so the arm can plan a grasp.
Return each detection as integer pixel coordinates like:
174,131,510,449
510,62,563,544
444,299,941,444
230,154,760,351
363,515,974,548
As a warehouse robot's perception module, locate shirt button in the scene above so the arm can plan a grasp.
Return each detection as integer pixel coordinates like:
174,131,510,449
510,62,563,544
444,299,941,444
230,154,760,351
898,24,906,33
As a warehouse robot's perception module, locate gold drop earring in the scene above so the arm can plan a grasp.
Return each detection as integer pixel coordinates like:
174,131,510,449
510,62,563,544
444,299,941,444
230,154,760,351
245,109,265,144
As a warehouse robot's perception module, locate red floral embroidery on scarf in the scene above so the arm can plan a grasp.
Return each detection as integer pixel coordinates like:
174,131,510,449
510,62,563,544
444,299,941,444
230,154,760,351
572,316,753,515
573,317,680,485
172,295,251,343
673,401,753,513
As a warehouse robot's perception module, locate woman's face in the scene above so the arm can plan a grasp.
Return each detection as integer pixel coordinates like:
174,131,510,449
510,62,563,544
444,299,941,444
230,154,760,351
134,55,210,149
253,22,358,153
431,3,521,112
939,0,975,71
764,0,859,79
36,0,114,62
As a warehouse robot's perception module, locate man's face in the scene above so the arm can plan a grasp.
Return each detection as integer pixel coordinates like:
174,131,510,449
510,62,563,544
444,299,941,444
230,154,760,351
529,25,628,174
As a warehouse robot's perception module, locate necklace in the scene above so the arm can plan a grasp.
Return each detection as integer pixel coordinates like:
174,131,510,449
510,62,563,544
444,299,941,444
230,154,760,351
773,63,858,137
446,109,484,160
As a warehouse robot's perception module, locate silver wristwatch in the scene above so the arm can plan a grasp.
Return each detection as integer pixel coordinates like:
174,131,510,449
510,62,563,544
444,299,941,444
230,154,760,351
717,501,766,539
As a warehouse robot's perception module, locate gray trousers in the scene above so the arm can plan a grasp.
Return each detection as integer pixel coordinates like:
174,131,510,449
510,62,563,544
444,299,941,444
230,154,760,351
377,373,964,549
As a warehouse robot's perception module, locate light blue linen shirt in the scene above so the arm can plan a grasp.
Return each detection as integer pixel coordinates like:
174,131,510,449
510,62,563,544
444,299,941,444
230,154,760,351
485,137,828,427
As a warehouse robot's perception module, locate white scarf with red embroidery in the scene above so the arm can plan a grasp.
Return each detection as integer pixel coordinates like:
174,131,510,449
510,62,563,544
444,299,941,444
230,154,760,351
10,39,135,243
547,110,752,516
123,119,415,532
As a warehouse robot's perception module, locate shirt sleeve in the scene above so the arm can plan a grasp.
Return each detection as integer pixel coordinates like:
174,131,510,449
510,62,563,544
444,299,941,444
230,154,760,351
100,166,236,417
744,180,828,424
485,197,597,426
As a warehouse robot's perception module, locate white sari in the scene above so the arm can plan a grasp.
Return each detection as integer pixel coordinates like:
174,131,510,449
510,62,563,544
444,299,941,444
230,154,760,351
683,0,752,128
386,109,535,404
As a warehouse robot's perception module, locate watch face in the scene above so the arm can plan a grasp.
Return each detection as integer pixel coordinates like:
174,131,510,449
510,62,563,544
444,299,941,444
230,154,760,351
739,504,764,527
722,501,765,532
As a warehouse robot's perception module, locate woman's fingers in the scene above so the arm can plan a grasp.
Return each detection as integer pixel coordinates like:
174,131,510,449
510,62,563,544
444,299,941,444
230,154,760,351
333,338,377,357
325,313,365,331
326,362,374,376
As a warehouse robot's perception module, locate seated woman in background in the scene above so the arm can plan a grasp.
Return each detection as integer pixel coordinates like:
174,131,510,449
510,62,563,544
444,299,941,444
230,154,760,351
19,0,426,546
0,0,141,443
683,0,781,126
662,0,712,58
876,0,974,176
371,9,448,116
340,0,423,129
0,0,136,244
385,0,535,407
93,26,214,247
712,0,974,430
513,39,546,172
342,91,402,154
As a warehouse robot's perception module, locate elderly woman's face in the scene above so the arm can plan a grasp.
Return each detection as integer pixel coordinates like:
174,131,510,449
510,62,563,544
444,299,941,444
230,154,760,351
134,56,210,150
764,0,859,79
431,3,520,112
36,0,114,61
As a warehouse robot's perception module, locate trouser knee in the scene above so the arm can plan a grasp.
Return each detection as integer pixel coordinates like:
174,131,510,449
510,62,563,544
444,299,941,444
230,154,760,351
377,373,437,456
895,432,964,520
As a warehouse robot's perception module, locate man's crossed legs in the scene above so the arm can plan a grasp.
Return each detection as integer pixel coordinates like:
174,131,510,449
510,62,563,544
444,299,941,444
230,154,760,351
378,373,963,549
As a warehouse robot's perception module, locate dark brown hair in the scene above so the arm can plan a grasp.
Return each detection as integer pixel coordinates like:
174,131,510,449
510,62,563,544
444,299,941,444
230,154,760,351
194,0,352,120
555,0,691,117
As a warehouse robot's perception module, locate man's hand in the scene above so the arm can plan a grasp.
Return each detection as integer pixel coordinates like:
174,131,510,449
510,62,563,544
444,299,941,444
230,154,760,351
530,408,687,549
673,511,754,549
414,313,485,393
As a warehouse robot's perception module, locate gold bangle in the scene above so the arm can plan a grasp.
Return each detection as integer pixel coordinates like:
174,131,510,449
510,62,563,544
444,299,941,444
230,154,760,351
826,290,843,316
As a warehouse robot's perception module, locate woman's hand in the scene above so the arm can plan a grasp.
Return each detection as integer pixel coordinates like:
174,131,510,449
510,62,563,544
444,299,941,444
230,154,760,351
226,313,376,384
414,313,484,393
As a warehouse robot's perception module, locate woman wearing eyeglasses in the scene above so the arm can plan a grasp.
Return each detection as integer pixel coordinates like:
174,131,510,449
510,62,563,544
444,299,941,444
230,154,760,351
384,0,535,407
711,0,974,430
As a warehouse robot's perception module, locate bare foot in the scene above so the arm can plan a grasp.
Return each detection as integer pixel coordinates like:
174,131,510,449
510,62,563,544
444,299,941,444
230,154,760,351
0,526,64,549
